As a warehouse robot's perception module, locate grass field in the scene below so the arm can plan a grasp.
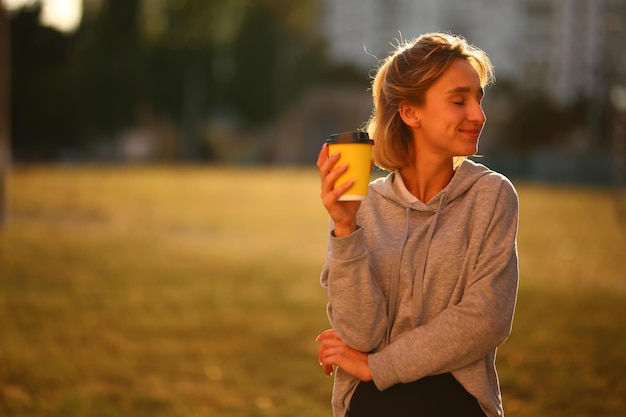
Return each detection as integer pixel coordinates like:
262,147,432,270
1,165,625,417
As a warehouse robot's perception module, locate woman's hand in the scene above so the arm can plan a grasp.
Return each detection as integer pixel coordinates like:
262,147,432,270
316,329,372,382
316,143,361,237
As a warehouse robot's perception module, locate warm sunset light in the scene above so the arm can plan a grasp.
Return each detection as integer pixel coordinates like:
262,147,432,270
2,0,82,32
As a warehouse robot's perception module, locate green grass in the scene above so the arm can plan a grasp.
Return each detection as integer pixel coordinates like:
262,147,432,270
1,166,625,417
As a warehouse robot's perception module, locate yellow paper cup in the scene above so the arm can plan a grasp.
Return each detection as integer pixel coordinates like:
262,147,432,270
326,131,374,201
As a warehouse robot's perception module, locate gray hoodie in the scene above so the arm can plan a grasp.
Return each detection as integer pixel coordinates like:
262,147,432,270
321,159,519,417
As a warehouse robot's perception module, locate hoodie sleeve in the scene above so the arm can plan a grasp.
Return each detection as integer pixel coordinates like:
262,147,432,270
320,225,389,353
368,180,519,390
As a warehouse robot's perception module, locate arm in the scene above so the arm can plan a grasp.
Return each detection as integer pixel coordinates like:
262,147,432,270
320,226,389,352
317,144,388,352
369,182,519,390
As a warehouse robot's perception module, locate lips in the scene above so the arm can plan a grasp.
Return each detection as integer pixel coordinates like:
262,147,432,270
460,128,481,139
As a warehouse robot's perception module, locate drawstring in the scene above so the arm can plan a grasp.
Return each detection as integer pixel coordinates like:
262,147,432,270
385,207,411,345
384,193,448,344
411,193,448,326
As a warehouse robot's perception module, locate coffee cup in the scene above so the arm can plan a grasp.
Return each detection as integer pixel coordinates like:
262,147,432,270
326,131,374,201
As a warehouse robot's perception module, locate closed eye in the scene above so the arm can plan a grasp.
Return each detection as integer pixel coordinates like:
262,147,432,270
448,87,484,106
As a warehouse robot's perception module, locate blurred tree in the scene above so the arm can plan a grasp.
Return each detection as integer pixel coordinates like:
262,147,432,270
491,81,591,154
141,0,325,159
229,1,322,126
7,0,332,162
0,3,9,227
10,4,79,160
71,0,146,135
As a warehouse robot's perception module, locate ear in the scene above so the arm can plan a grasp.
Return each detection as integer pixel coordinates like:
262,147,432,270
398,102,421,128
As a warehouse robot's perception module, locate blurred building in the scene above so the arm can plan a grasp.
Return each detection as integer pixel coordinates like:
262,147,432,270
321,0,522,79
521,0,620,105
314,0,626,181
321,0,625,106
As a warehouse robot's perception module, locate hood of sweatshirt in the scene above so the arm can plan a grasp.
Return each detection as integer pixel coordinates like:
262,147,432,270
368,159,493,342
370,158,492,211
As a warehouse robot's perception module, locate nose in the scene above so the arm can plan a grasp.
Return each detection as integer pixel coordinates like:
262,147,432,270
469,101,486,125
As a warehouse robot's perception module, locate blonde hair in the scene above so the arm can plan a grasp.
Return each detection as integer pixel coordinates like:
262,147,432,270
366,32,495,171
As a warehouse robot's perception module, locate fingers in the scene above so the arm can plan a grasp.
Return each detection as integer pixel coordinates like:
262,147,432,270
317,144,349,195
319,152,344,185
321,162,348,192
317,330,341,376
320,161,355,210
318,341,349,364
317,145,360,231
321,363,334,376
317,339,371,381
316,332,342,365
316,329,339,341
316,143,330,169
322,175,354,205
318,345,341,376
317,332,349,373
317,143,340,179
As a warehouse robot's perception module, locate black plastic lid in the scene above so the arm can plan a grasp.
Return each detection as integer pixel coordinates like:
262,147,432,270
326,131,373,144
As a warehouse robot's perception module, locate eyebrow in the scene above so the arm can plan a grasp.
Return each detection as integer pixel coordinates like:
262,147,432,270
446,86,484,97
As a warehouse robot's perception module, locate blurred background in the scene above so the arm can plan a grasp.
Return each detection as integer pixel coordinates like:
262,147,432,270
1,2,626,417
0,0,625,181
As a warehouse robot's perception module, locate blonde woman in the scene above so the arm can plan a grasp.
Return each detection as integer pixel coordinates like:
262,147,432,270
316,33,519,417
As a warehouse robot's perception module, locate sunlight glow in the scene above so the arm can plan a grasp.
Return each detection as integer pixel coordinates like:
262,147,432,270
2,0,82,33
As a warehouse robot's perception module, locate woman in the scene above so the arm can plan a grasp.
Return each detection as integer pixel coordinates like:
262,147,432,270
315,33,519,417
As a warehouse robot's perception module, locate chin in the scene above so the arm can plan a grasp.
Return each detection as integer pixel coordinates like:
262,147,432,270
468,142,480,154
458,146,478,157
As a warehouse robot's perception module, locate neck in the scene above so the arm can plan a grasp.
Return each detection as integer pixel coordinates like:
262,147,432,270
399,156,454,203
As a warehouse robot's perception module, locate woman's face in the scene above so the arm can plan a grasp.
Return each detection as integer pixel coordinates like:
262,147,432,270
412,59,486,160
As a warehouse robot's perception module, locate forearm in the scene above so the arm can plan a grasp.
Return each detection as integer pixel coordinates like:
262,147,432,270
321,227,388,352
369,249,518,389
